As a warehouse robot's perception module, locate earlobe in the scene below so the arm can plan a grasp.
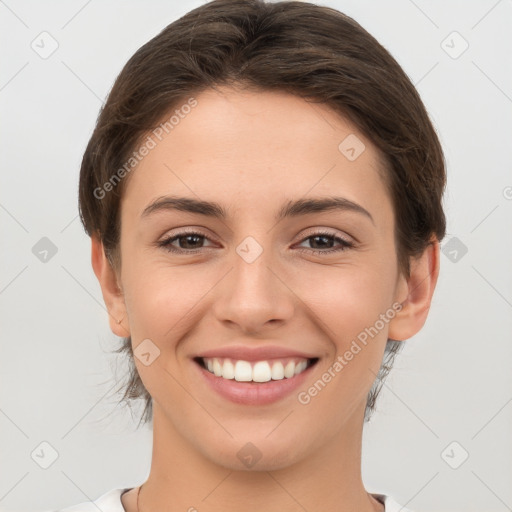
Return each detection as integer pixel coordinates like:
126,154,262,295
388,239,440,342
91,236,130,337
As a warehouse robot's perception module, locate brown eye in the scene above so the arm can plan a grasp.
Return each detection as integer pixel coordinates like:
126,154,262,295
158,231,214,254
296,231,354,255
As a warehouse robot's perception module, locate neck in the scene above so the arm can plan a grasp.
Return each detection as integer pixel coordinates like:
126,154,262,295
136,401,383,512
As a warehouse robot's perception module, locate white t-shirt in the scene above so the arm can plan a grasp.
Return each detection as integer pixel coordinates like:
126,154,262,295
53,488,413,511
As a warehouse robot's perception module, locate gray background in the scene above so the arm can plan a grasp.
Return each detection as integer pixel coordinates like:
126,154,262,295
1,1,511,511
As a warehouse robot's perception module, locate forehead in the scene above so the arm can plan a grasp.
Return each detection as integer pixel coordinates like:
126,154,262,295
121,86,392,223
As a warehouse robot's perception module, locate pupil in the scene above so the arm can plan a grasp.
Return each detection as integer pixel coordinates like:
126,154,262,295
312,235,331,249
181,235,202,248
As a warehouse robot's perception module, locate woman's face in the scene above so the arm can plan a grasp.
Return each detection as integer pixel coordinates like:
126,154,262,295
108,86,414,469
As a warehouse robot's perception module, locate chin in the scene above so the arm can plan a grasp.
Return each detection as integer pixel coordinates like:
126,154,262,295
199,435,307,472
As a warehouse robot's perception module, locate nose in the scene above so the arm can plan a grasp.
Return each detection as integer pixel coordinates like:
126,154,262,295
212,242,295,335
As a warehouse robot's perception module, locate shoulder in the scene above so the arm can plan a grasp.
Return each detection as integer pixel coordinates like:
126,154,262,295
371,493,414,512
52,488,131,512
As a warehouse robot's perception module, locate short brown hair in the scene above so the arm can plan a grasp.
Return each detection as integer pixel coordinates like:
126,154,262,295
79,0,446,426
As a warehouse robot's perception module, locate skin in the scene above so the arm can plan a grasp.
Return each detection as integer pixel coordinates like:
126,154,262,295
92,85,440,512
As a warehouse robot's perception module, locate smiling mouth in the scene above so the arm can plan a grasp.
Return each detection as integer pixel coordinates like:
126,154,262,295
194,356,319,383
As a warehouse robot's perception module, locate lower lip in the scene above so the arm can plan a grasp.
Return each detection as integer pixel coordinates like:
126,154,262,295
195,360,316,405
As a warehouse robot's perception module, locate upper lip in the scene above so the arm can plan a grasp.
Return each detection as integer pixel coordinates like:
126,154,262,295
194,345,318,362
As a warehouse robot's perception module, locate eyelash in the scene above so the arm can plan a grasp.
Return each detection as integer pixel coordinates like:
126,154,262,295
157,230,354,255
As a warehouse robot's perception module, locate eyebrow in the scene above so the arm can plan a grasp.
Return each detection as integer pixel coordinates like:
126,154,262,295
141,195,374,225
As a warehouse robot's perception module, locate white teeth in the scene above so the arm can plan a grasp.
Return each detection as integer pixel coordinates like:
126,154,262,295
252,361,272,382
271,361,284,380
295,361,307,375
234,360,253,382
201,357,312,382
284,361,295,378
222,359,235,379
213,359,222,377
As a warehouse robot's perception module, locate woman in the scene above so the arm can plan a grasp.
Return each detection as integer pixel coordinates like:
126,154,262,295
60,0,446,510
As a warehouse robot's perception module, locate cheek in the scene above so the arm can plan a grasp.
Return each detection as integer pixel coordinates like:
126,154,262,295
122,260,215,343
290,256,397,398
292,266,395,419
292,258,398,341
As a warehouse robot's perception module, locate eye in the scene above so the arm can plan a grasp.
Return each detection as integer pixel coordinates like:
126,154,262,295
295,230,354,255
157,230,214,254
157,229,354,255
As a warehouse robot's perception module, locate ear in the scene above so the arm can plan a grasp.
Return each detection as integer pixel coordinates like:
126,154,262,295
91,236,130,337
388,238,440,341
